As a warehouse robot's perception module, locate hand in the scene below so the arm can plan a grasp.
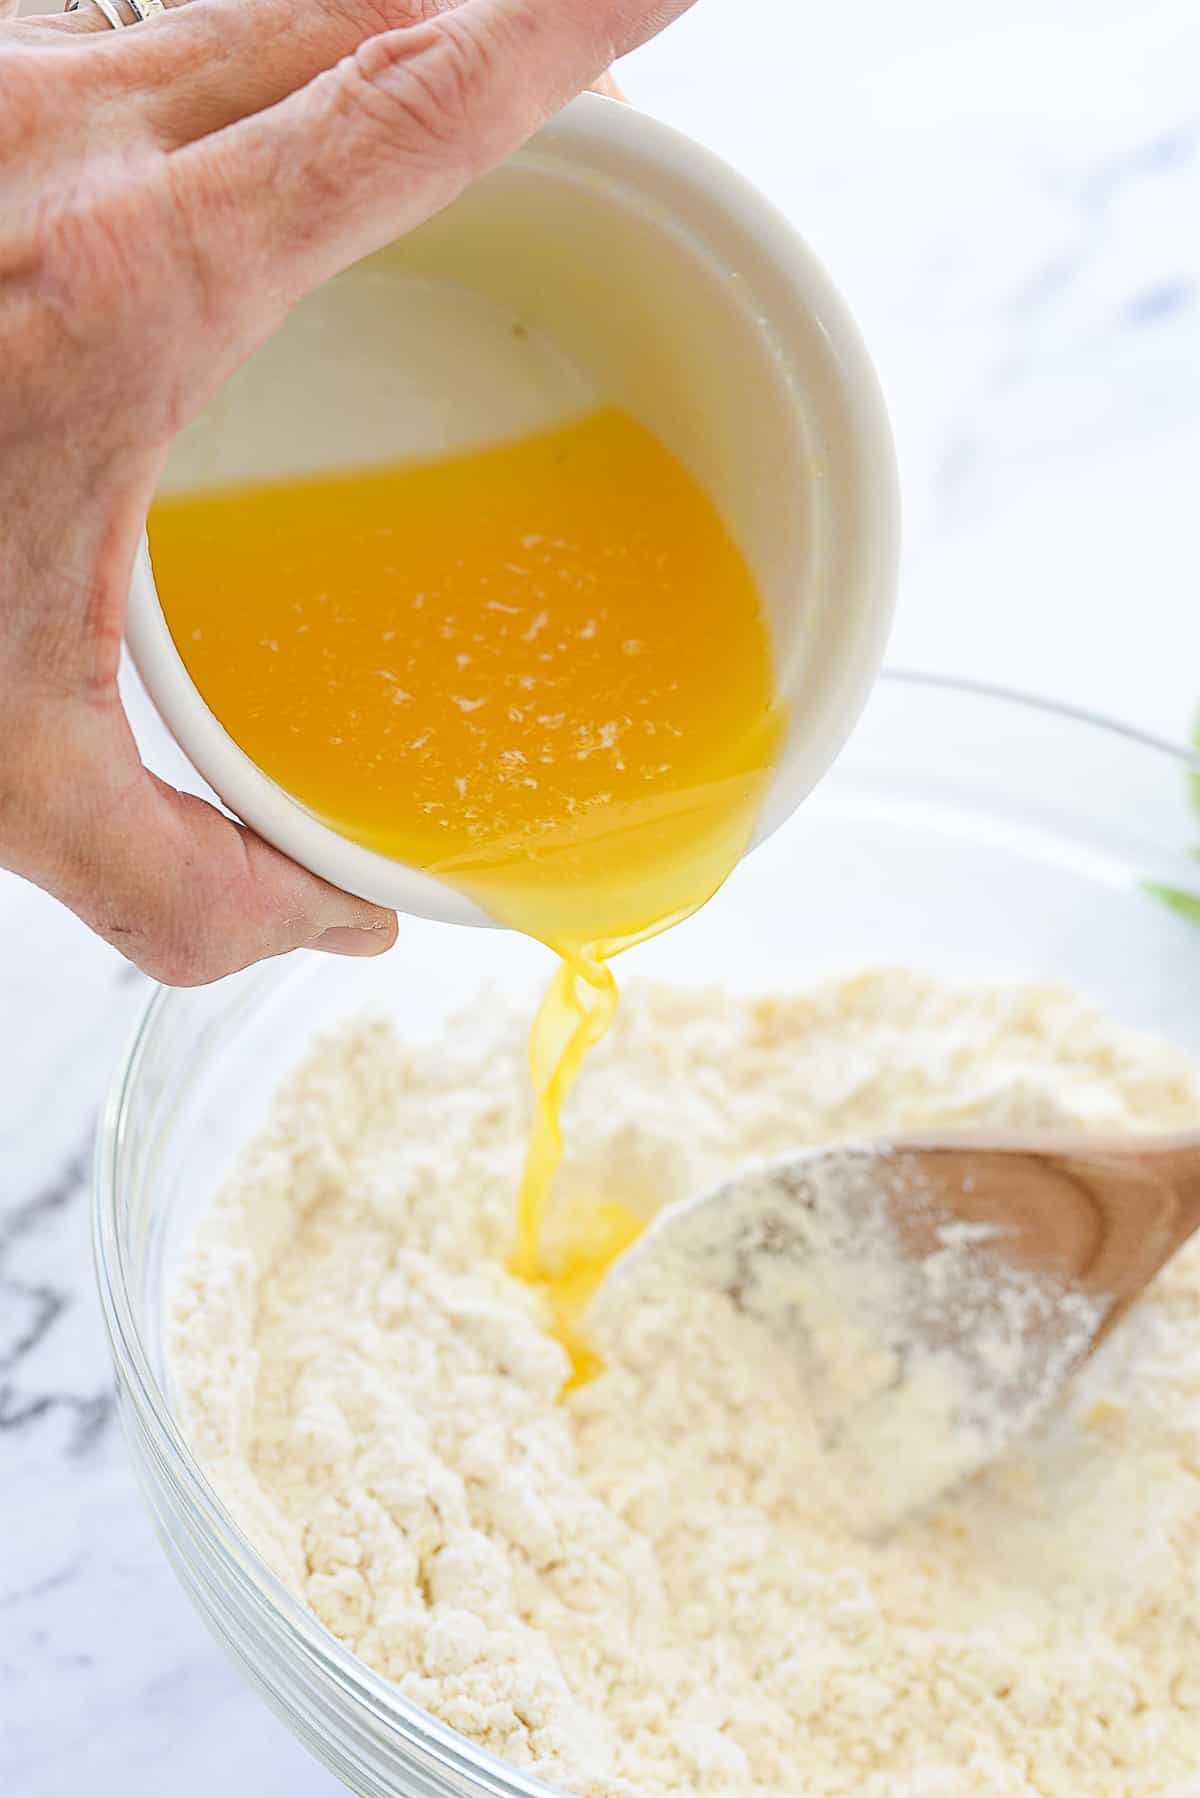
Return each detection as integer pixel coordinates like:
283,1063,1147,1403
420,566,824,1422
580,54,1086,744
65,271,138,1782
0,0,684,984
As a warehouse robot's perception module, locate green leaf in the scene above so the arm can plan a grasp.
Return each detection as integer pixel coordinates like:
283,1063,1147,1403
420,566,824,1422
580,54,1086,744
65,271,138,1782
1144,714,1200,924
1145,881,1200,926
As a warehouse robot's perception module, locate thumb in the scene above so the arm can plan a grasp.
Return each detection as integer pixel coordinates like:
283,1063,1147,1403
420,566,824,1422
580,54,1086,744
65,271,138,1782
22,707,397,985
112,775,400,984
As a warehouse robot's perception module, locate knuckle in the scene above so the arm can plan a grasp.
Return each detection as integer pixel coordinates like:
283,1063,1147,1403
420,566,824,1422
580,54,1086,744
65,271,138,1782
348,12,494,154
427,11,502,132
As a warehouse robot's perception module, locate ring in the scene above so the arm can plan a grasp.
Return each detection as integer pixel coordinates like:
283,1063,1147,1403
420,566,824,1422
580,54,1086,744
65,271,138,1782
64,0,166,23
65,0,127,23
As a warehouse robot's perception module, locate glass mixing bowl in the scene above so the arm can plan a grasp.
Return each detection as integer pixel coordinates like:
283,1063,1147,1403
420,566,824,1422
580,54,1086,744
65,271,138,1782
94,671,1200,1798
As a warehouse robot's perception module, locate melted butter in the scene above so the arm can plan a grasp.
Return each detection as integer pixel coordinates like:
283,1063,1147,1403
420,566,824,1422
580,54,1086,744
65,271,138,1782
151,405,785,1382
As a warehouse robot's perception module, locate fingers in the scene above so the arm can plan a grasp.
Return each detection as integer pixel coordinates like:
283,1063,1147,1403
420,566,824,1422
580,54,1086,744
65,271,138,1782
7,0,188,41
169,0,694,310
115,0,460,149
41,0,631,150
26,0,459,149
16,702,397,984
10,0,449,149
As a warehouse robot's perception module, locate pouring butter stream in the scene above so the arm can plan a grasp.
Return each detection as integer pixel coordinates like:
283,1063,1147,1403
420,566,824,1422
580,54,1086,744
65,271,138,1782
150,404,787,1381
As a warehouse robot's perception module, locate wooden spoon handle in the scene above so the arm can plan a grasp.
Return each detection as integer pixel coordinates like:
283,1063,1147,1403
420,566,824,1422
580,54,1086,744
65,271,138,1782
892,1133,1200,1328
1050,1149,1200,1301
1038,1140,1200,1342
1135,1142,1200,1237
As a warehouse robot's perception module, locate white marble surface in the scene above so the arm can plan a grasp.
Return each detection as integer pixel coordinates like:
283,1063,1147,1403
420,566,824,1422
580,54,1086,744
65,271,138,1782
3,1,1200,1791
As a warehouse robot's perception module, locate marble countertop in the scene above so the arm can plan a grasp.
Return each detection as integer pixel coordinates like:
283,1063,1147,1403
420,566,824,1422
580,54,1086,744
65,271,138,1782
4,2,1200,1791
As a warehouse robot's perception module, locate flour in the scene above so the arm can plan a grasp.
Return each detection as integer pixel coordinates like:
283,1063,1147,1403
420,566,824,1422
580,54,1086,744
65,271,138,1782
170,970,1200,1796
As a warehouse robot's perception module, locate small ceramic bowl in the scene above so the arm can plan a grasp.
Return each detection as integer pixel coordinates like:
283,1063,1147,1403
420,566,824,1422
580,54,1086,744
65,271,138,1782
126,91,900,928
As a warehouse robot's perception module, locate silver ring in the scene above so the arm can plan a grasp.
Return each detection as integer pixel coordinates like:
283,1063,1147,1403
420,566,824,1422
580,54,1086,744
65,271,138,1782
65,0,166,24
65,0,128,23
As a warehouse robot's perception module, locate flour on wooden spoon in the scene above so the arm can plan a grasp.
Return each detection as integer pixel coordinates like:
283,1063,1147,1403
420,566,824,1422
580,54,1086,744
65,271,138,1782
591,1146,1105,1534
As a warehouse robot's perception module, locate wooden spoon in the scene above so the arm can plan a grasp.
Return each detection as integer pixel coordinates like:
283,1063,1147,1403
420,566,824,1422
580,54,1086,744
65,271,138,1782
593,1134,1200,1528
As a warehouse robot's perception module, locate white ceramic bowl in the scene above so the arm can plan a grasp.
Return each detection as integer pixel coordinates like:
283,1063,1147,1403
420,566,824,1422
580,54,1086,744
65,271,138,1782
127,91,900,927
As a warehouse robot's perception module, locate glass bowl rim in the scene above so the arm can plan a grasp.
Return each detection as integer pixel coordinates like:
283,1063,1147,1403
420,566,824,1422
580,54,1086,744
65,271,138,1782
91,666,1200,1795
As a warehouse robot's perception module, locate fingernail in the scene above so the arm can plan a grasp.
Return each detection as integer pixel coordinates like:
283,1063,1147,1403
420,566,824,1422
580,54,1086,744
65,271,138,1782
313,925,391,957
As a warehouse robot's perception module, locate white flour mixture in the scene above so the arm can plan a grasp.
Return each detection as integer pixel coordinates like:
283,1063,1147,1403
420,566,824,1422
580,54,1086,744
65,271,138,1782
171,971,1200,1796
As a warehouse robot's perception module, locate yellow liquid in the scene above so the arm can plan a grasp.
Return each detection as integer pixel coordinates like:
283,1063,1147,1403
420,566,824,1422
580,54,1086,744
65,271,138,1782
151,406,785,1380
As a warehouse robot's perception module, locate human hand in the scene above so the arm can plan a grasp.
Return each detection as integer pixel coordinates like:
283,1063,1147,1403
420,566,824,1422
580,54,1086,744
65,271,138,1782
0,0,685,983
